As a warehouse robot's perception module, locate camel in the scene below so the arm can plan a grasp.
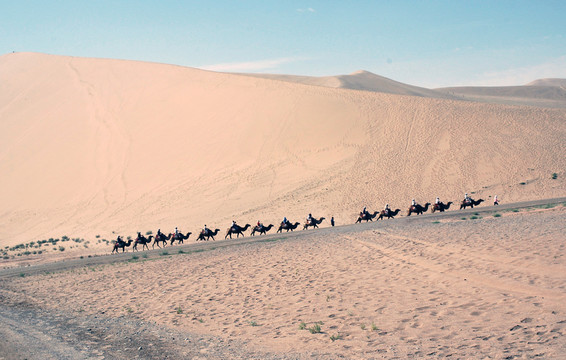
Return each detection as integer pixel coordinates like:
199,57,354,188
152,233,172,249
277,222,300,233
303,217,325,230
460,198,484,210
377,209,401,220
407,203,431,216
112,239,132,254
356,211,379,223
197,228,220,241
225,224,251,239
431,201,453,213
133,235,152,251
170,232,191,245
251,224,274,236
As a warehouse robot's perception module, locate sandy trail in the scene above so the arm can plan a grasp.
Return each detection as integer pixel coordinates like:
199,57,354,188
1,200,565,359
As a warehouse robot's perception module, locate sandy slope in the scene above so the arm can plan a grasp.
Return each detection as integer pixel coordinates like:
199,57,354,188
1,52,565,249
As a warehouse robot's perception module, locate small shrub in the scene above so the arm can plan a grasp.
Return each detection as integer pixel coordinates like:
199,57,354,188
160,251,169,256
432,221,440,224
371,323,379,331
176,306,183,314
19,273,25,277
360,324,366,330
309,324,322,334
469,216,478,220
299,322,307,330
519,182,526,185
178,249,185,254
131,255,139,260
95,235,100,238
59,246,65,252
493,213,501,217
461,217,467,220
330,333,342,342
142,253,148,258
249,320,258,326
551,173,558,179
146,230,153,235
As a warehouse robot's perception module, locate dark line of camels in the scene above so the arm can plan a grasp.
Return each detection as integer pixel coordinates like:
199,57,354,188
112,197,485,254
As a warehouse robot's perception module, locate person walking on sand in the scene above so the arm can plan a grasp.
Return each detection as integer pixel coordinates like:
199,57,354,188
494,195,499,205
331,216,335,227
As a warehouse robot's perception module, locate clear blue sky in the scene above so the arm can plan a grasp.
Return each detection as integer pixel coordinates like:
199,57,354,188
2,1,565,87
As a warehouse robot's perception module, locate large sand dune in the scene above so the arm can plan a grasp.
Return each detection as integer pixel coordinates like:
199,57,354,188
1,52,565,247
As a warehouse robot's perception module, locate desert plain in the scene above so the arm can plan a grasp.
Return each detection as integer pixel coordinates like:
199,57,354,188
1,52,565,359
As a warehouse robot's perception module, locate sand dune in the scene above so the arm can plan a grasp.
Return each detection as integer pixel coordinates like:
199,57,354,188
0,52,565,248
242,70,456,99
436,79,566,108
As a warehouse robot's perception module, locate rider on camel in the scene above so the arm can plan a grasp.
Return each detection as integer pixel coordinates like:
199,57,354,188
411,199,416,208
384,203,390,215
464,193,472,204
282,217,289,226
307,213,313,224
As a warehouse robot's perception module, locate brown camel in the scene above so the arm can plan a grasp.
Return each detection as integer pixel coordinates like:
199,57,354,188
460,198,484,210
225,224,251,239
133,235,151,251
170,232,191,245
277,222,300,233
197,228,220,241
431,201,453,213
152,233,172,249
251,224,274,236
407,203,431,216
378,209,401,220
303,217,325,230
112,239,132,254
356,211,379,223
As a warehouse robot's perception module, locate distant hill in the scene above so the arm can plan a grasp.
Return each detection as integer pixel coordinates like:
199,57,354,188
242,70,457,99
436,79,566,108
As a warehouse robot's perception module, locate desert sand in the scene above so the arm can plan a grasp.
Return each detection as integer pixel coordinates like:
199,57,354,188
1,52,565,358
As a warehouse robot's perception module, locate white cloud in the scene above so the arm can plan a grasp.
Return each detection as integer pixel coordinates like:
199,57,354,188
297,8,315,12
200,57,305,73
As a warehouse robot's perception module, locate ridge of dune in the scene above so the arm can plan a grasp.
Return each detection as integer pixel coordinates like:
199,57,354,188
1,52,565,247
240,70,456,99
436,80,566,108
526,78,566,87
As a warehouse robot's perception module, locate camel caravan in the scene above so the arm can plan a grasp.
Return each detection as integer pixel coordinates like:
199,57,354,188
111,194,489,253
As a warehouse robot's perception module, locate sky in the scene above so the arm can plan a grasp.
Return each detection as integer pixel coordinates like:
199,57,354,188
1,0,565,88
